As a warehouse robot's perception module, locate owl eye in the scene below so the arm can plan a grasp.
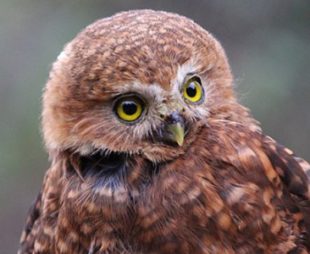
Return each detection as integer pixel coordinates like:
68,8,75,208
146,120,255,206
182,76,204,103
114,96,144,122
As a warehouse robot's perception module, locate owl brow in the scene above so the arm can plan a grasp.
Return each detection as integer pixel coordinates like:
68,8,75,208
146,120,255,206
109,89,130,98
117,84,166,101
111,83,145,95
183,72,200,82
199,65,215,77
175,60,200,86
177,73,200,92
186,72,197,77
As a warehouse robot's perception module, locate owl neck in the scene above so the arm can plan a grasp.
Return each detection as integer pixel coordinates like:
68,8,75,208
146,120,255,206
79,151,128,178
65,150,160,188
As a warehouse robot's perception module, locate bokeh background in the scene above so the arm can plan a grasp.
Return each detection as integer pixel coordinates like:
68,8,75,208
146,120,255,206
1,1,309,252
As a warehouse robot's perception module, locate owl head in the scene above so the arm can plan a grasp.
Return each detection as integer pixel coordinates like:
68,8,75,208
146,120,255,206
42,10,243,163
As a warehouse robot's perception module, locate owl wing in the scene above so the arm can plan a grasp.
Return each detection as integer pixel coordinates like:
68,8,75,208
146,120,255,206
263,136,310,200
208,120,310,250
18,162,64,253
18,191,43,254
262,135,310,245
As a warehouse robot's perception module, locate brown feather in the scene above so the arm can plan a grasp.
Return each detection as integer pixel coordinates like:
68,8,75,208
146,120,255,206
19,10,310,254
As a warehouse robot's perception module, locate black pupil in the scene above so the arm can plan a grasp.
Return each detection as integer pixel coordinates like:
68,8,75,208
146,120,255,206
123,101,137,115
186,82,197,97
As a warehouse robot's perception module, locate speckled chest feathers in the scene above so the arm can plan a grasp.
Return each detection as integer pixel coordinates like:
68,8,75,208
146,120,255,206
19,10,310,254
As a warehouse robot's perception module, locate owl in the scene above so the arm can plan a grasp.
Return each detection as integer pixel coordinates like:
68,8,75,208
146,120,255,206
19,10,310,254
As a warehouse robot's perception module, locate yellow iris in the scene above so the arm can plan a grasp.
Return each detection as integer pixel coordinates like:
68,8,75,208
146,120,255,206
115,97,143,122
183,77,203,103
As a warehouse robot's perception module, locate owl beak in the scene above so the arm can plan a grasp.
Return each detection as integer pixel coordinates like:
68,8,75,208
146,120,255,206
165,112,185,146
167,122,185,146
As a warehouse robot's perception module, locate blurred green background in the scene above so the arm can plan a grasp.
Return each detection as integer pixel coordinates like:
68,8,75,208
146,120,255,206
0,1,309,252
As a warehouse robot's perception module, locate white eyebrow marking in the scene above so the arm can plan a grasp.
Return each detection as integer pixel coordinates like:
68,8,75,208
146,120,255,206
177,60,198,83
171,58,200,95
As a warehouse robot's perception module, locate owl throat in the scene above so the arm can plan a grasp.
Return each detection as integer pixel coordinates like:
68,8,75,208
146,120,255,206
73,149,159,193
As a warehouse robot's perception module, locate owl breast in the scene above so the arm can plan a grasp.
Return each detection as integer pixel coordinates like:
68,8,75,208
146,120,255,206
55,122,297,254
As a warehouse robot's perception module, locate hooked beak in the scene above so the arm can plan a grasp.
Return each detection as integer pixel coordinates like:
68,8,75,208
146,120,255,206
164,112,185,146
167,122,185,146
